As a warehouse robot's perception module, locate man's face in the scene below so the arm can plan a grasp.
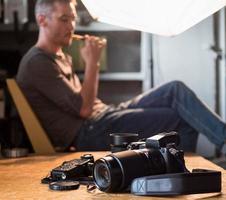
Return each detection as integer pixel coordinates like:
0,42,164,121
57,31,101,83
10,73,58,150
44,1,77,47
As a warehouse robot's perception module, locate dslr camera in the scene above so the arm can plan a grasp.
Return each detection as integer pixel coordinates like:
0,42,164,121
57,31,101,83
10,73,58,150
93,132,221,195
44,132,221,195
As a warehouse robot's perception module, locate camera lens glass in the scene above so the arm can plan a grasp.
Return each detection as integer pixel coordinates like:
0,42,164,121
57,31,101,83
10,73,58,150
94,162,111,190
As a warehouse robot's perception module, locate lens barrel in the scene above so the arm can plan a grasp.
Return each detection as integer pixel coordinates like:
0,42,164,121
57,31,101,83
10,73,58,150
93,148,166,192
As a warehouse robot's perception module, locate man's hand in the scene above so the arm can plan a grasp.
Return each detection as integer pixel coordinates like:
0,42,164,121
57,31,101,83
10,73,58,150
80,35,106,68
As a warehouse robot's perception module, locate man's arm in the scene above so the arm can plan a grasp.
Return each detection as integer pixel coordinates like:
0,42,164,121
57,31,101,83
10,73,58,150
79,35,106,118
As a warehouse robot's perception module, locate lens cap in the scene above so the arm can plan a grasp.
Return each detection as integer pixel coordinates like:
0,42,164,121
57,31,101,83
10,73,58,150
110,133,139,152
49,181,80,191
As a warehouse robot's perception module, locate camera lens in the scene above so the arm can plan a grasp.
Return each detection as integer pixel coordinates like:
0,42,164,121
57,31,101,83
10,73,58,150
93,149,166,192
93,156,123,192
94,162,111,189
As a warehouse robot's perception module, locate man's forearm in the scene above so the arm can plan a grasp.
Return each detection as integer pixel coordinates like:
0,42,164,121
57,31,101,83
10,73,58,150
80,63,100,117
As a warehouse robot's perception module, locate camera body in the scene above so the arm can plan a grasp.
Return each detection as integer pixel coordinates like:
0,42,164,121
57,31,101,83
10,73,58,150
93,132,188,192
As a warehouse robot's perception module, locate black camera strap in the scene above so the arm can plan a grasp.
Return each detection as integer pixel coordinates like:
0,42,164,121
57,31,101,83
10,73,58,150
131,169,221,196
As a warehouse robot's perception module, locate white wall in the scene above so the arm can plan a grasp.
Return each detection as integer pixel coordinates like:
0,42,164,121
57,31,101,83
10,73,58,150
153,15,216,108
152,15,217,157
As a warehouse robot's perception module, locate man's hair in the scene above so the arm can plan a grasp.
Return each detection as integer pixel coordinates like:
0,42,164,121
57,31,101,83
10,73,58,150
35,0,76,16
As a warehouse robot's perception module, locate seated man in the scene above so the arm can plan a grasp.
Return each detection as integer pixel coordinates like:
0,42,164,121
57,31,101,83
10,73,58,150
17,0,226,155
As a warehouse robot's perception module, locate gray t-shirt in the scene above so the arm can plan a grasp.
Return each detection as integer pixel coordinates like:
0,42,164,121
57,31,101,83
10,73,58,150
17,46,84,148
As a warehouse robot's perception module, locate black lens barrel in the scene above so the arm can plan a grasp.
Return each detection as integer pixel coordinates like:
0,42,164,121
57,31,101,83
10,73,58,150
93,149,166,192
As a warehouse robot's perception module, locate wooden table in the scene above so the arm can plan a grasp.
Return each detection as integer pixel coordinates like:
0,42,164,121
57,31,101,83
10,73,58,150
0,152,225,200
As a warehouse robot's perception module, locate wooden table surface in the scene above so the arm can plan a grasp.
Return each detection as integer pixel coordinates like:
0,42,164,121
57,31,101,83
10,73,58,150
0,152,225,200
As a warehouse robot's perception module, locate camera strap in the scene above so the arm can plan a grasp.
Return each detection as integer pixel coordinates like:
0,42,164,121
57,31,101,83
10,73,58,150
131,168,221,196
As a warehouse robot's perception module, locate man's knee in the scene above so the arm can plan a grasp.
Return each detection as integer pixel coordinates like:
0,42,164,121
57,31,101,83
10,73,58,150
168,80,186,88
167,80,189,93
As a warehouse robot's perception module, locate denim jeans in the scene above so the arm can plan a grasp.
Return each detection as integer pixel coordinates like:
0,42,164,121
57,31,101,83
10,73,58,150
76,81,226,152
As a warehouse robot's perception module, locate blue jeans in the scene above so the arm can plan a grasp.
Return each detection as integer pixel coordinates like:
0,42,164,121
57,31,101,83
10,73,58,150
76,81,226,152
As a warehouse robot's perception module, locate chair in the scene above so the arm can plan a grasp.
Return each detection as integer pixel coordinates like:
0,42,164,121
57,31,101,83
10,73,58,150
6,78,55,154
